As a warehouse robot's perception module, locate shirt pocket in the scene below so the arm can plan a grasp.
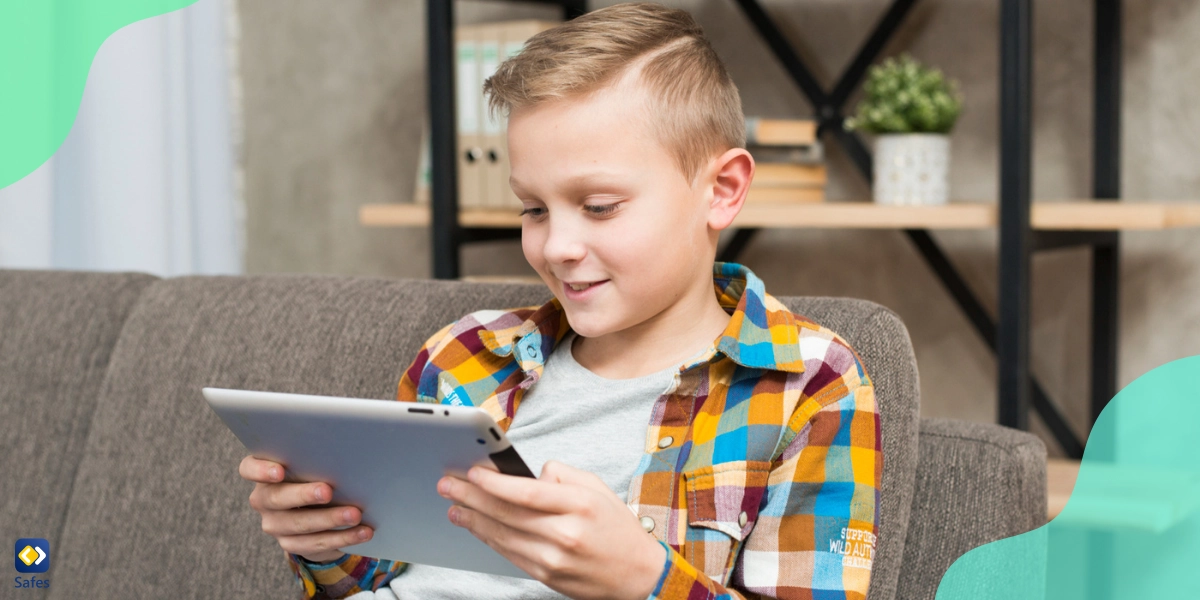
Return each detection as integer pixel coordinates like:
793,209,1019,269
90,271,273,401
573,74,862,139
682,460,772,580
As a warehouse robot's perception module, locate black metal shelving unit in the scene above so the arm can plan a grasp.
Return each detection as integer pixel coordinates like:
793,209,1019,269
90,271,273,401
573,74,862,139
425,0,1124,458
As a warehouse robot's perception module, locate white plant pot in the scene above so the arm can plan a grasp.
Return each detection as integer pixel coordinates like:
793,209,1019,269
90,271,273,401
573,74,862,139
873,133,951,205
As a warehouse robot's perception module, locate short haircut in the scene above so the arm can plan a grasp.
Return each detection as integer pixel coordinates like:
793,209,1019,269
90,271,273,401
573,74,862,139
483,2,744,188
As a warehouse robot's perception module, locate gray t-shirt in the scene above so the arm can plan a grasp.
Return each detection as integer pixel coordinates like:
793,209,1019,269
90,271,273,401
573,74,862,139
373,330,677,600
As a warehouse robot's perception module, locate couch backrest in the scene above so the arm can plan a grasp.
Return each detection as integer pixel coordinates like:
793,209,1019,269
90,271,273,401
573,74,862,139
43,274,919,599
895,418,1047,600
0,269,158,600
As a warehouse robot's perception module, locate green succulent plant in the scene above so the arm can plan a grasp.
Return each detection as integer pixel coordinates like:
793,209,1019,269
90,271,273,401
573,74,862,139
844,54,964,135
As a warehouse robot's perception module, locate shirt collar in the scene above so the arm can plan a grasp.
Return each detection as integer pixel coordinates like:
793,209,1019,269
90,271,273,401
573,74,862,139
476,261,806,374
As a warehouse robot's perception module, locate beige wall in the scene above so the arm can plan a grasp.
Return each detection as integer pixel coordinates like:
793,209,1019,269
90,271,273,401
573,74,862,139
237,0,1200,457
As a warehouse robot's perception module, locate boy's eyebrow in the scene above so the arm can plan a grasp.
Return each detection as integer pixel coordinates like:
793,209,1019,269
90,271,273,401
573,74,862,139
510,170,627,195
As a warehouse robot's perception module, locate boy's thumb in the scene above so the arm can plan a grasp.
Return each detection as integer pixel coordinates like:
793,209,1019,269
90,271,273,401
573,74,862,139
542,460,606,491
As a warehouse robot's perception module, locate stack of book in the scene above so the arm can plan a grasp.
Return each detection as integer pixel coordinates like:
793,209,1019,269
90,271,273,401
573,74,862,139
744,117,826,203
414,19,561,209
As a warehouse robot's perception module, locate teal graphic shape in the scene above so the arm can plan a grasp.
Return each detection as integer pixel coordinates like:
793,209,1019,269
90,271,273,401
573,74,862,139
0,0,197,189
935,355,1200,599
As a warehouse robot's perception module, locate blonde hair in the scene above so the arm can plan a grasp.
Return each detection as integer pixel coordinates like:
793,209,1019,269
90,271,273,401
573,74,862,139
483,2,744,188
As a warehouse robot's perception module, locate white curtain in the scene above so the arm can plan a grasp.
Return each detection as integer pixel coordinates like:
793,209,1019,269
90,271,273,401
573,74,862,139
0,0,242,276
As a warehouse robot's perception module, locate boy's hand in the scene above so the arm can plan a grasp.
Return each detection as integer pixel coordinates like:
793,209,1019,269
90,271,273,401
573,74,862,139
239,455,374,564
438,460,666,600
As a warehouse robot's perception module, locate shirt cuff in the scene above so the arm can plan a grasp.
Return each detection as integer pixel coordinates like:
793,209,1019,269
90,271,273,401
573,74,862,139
286,552,388,599
645,540,692,600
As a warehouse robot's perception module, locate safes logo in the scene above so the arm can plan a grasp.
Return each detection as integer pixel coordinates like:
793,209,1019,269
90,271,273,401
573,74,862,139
14,539,49,573
13,538,50,591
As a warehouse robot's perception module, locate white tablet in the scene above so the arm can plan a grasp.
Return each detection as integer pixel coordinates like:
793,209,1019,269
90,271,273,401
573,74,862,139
201,387,535,579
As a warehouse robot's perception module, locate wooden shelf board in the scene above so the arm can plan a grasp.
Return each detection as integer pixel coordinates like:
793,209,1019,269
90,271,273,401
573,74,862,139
1035,200,1200,230
734,203,994,229
360,201,1200,231
1047,458,1081,520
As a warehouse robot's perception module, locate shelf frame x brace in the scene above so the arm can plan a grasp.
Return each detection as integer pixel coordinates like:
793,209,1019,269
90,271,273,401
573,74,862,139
721,0,1085,457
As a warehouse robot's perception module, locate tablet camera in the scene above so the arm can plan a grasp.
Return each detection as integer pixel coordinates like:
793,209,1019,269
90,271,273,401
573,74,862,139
476,438,485,445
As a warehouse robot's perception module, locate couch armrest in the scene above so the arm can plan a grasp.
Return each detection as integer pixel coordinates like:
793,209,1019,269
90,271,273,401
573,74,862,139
894,417,1047,600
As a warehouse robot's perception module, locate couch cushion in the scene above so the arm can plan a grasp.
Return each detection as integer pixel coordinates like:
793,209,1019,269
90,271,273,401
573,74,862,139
0,270,157,598
49,275,918,599
895,417,1047,600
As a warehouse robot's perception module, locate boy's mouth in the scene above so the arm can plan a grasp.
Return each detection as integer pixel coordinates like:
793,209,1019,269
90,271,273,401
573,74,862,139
564,280,606,291
562,280,609,299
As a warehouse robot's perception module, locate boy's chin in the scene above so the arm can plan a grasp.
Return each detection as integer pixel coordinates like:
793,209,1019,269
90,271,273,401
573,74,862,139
562,311,619,340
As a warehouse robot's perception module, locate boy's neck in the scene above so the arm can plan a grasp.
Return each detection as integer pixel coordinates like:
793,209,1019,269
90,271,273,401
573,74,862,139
569,290,732,380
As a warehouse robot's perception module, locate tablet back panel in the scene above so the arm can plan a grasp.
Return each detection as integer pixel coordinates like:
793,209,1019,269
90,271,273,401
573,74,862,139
203,387,531,579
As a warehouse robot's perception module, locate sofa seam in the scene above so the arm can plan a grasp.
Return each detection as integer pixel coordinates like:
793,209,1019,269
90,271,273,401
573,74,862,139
54,273,161,551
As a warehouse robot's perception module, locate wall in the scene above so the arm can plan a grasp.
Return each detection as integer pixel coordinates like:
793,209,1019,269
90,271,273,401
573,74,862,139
236,0,1200,456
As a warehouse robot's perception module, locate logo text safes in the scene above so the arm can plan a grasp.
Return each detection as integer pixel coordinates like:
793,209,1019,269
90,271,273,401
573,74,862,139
14,538,50,590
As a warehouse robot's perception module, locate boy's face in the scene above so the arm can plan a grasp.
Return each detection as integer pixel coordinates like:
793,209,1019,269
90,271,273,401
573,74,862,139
507,77,746,340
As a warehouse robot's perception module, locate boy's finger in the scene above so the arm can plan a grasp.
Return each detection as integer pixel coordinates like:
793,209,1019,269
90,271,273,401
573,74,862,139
468,467,582,514
541,461,613,496
442,476,540,527
450,505,535,557
541,460,596,485
239,456,282,482
263,504,360,537
277,525,373,557
264,481,332,511
450,506,558,582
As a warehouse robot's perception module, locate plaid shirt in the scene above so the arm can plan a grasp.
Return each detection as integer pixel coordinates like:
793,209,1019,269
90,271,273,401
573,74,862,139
287,262,882,599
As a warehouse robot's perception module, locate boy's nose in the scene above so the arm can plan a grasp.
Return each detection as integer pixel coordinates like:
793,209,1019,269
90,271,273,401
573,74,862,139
541,221,589,265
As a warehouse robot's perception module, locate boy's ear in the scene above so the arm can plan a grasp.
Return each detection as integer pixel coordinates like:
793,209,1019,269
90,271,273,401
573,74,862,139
705,148,754,231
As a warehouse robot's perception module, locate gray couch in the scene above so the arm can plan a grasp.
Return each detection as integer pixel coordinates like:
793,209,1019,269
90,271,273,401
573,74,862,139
1,269,1047,599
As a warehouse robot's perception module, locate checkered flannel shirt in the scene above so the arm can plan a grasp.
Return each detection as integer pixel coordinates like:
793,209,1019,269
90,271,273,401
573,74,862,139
287,261,882,599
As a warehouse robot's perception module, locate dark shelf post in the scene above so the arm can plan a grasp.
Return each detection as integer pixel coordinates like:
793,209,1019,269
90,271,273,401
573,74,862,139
1088,2,1122,594
1091,0,1121,437
428,0,461,280
998,0,1034,430
561,0,587,20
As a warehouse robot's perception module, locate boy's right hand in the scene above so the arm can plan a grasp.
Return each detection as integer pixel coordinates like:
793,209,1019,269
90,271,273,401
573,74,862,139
240,455,374,564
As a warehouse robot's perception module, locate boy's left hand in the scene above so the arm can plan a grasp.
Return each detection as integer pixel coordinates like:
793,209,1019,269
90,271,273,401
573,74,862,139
437,460,666,600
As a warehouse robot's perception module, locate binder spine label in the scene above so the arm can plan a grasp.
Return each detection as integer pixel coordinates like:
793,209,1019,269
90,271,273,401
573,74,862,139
456,42,479,134
480,42,502,135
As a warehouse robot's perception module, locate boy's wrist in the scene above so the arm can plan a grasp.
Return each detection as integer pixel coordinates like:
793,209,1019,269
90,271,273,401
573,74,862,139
297,551,347,566
625,537,668,600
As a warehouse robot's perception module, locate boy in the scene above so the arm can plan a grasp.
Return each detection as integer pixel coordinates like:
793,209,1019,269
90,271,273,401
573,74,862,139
240,3,881,599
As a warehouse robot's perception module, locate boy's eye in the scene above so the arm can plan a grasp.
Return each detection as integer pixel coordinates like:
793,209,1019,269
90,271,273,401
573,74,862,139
517,204,620,218
585,203,619,216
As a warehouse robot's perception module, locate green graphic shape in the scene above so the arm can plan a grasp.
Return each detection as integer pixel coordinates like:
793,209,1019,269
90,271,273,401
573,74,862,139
0,0,197,189
936,355,1200,599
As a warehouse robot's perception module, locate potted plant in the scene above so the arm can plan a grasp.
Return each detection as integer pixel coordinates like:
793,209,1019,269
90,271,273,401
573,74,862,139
845,54,964,205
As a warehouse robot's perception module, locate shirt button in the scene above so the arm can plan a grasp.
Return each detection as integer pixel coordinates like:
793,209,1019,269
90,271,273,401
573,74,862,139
640,516,655,533
657,436,674,449
738,511,748,527
519,339,541,360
